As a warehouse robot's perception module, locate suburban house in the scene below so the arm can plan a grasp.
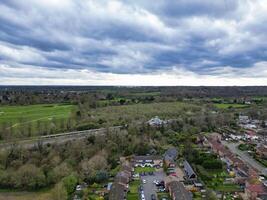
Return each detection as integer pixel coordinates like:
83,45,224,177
245,182,267,200
148,116,165,126
165,179,192,200
256,144,267,159
109,162,132,200
109,182,127,200
183,160,197,180
163,148,178,168
132,155,162,167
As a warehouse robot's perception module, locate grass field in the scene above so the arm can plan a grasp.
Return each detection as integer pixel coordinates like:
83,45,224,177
127,180,140,200
214,103,248,109
0,104,75,138
0,190,52,200
0,104,74,124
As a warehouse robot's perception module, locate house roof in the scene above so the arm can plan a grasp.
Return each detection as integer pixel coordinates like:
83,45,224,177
133,155,162,161
247,183,267,194
164,148,178,161
184,160,196,178
168,181,192,200
109,183,126,200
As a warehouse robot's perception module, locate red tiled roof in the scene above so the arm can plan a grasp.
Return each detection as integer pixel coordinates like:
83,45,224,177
247,184,267,194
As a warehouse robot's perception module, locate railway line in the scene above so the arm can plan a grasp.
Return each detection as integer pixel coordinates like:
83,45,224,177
0,126,124,149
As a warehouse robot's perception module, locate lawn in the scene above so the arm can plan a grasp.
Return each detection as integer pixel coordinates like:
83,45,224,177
214,103,248,109
0,104,74,124
127,180,140,200
0,103,75,138
0,190,52,200
135,167,155,173
157,192,170,199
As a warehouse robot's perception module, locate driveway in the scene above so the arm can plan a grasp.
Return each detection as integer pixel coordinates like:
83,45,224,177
140,170,165,200
222,141,267,175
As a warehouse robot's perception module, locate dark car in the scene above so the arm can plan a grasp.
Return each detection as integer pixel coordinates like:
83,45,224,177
151,194,156,200
148,171,154,175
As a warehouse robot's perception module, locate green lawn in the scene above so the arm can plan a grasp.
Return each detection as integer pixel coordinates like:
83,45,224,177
0,104,75,138
214,103,248,109
157,192,170,199
127,180,140,200
135,167,155,173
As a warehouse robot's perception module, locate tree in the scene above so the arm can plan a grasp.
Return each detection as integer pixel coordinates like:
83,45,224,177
15,164,46,189
63,174,78,195
51,182,68,200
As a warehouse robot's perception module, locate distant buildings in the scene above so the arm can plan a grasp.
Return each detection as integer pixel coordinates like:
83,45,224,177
148,116,165,126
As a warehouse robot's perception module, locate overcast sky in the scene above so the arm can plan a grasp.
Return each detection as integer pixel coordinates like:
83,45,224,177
0,0,267,85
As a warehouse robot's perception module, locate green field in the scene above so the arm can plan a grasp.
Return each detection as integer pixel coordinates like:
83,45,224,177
0,104,75,138
214,103,248,109
0,104,74,124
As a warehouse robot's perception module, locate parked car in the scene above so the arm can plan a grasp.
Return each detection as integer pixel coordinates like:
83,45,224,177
151,194,156,200
142,179,147,184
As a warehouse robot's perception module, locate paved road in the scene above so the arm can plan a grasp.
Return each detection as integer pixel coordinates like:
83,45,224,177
0,126,123,149
140,171,165,200
222,141,267,175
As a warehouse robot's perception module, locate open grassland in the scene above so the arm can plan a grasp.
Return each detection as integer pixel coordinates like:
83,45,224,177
0,190,52,200
89,101,201,125
0,104,74,124
214,103,248,109
0,104,75,138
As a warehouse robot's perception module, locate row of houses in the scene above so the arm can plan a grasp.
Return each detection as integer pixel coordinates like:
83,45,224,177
109,163,133,200
165,176,192,200
207,135,267,200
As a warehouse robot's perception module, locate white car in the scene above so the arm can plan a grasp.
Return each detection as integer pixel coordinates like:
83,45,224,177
142,179,146,184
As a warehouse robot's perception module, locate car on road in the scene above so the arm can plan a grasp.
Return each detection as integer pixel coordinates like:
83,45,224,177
141,193,146,200
142,179,147,184
151,194,156,200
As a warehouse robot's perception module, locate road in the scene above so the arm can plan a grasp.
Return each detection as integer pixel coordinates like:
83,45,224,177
140,170,165,200
0,126,123,149
222,141,267,175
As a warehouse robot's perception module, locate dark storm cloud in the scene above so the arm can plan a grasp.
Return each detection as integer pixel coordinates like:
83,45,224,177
0,0,267,77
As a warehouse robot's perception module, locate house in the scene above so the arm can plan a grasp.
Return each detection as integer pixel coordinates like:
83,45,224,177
132,155,162,167
183,160,197,180
148,116,164,126
109,182,127,200
166,180,192,200
245,183,267,200
163,148,178,168
256,144,267,159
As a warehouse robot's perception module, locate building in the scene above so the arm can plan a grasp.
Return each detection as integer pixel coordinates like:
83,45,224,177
132,155,162,167
166,180,192,200
183,160,197,180
148,116,164,126
256,144,267,159
245,183,267,200
163,148,178,168
109,182,127,200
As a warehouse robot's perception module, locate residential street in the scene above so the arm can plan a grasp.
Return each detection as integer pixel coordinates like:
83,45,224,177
222,141,267,175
